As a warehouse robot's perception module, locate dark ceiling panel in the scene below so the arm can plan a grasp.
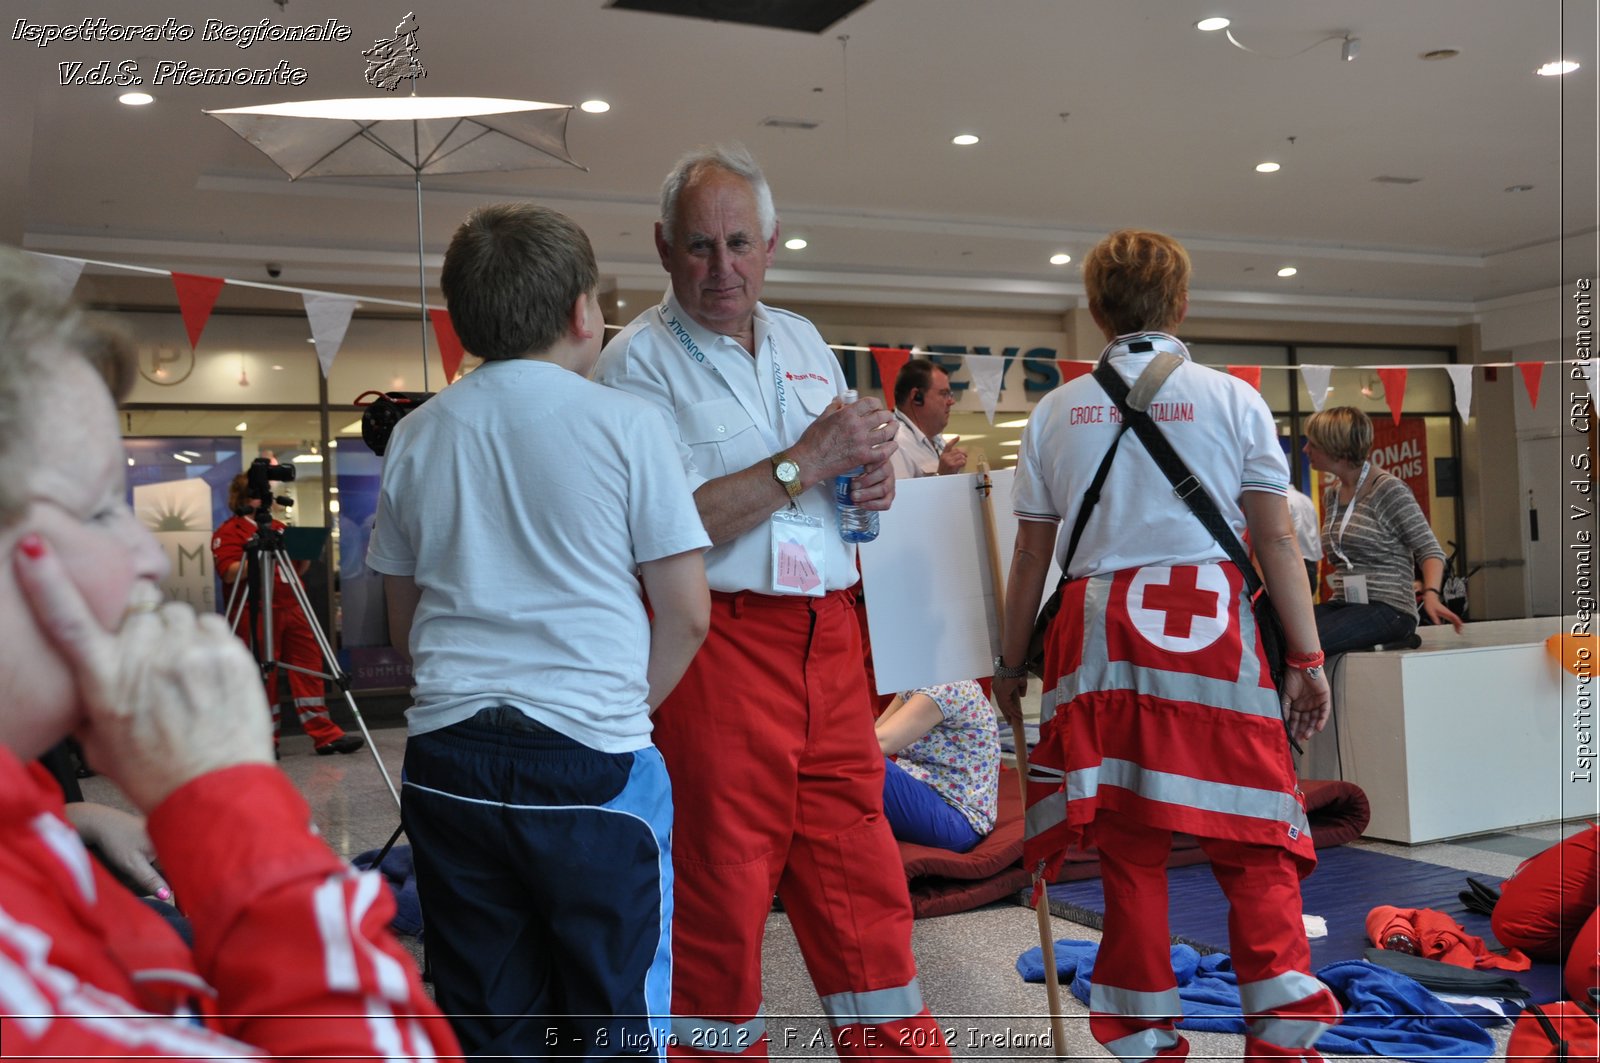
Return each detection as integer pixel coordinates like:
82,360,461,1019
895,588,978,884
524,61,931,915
607,0,872,34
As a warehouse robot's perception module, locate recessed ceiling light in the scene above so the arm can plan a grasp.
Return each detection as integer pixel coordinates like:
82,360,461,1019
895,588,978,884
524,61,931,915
617,299,627,308
173,453,192,464
1256,161,1281,173
1537,60,1580,76
1000,439,1022,447
580,99,610,113
118,92,153,106
951,133,980,146
1277,266,1298,278
1505,184,1535,192
1049,253,1071,266
785,237,808,250
272,364,285,370
127,457,135,467
1195,17,1231,32
996,417,1031,428
235,421,248,431
292,452,324,464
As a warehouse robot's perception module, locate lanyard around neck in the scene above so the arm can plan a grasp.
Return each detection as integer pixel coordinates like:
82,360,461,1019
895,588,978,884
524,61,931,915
1329,460,1372,569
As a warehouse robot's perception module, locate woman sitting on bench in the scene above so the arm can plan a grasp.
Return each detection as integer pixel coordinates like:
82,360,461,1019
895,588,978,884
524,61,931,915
876,680,1000,853
1304,406,1463,654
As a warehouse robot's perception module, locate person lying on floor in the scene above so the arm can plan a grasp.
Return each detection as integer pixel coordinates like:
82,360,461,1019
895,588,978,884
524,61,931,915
1491,823,1600,1002
876,680,1000,853
0,247,458,1060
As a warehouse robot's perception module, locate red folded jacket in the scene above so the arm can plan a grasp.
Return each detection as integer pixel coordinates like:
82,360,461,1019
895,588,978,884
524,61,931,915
1366,905,1531,972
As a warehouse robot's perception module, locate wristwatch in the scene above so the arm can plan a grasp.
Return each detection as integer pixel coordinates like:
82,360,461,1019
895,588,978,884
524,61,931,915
993,656,1029,679
770,452,802,499
1302,665,1324,681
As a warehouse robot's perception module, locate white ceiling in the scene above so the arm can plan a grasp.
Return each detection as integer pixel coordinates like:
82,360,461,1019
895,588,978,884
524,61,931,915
6,0,1597,326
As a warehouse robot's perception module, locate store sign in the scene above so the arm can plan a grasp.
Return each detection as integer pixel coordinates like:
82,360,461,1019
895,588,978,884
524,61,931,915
1370,417,1431,520
133,478,214,610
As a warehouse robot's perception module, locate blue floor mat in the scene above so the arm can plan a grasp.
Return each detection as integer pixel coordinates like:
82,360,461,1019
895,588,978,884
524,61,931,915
1042,844,1565,1003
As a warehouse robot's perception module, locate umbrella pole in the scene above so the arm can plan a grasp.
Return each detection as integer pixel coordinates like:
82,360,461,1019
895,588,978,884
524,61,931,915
976,463,1068,1059
413,124,431,392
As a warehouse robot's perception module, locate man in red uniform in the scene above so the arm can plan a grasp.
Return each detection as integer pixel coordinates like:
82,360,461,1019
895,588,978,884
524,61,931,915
212,472,362,756
596,145,950,1059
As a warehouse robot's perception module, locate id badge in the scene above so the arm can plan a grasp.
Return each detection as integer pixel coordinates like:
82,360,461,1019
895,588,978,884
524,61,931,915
1342,573,1369,604
770,506,826,597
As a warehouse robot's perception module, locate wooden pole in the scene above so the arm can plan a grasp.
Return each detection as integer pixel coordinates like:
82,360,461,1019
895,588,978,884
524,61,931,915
976,462,1068,1059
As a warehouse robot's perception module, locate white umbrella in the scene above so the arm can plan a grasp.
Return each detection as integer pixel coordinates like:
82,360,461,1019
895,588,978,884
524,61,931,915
207,96,586,387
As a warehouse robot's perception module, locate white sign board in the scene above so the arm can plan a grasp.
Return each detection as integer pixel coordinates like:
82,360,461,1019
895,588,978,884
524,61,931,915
134,478,214,611
858,470,1061,694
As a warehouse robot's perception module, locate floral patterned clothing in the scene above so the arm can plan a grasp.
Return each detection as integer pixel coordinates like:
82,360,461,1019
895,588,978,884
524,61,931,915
893,680,1001,835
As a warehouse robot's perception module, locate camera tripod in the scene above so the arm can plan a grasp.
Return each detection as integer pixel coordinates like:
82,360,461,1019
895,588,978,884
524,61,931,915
221,503,401,813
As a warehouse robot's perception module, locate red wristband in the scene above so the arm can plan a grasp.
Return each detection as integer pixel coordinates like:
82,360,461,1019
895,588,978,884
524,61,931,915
1286,650,1325,670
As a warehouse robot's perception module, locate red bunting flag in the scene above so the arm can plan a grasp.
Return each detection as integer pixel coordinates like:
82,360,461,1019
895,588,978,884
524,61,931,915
170,272,225,350
1228,365,1262,391
1377,368,1408,425
429,308,466,384
1056,360,1092,385
870,347,912,409
1517,362,1544,409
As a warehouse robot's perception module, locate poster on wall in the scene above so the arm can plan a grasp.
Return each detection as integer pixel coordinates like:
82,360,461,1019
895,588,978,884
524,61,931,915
1369,416,1432,521
334,439,413,691
133,478,215,611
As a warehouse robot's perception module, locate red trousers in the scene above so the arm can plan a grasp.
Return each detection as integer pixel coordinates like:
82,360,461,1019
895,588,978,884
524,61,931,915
1088,809,1341,1062
654,590,948,1059
235,602,344,747
1492,824,1600,1000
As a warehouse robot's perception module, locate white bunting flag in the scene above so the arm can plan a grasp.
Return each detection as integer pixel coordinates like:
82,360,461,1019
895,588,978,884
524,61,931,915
27,253,86,299
965,355,1005,424
1445,364,1474,423
302,292,358,377
1300,364,1333,412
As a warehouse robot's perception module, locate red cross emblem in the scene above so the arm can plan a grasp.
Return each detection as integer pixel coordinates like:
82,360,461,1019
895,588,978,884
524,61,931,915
1141,565,1222,638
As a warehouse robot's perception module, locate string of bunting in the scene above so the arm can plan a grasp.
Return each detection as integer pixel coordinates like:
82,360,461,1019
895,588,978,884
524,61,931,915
27,252,1585,418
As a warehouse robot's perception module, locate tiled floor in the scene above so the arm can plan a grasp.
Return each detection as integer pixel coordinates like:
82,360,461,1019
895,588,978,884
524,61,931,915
83,721,1572,1060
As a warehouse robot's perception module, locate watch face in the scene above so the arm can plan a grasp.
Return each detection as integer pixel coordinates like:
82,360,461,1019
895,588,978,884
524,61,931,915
776,460,799,482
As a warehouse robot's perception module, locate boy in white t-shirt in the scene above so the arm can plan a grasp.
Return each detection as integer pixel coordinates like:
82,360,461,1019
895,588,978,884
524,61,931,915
366,204,710,1059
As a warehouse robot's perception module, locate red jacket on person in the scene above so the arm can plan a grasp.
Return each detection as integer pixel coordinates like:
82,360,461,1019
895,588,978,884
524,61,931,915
0,748,459,1059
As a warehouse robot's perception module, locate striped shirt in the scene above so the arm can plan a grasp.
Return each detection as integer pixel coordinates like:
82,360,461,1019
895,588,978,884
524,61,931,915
1322,468,1445,616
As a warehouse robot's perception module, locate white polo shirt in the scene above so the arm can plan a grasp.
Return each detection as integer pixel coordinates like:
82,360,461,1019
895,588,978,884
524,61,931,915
1012,332,1289,579
889,410,943,480
595,291,861,594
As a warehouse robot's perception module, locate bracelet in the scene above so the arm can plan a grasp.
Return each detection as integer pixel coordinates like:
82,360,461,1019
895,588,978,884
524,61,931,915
1423,587,1442,597
1286,650,1325,670
992,656,1029,679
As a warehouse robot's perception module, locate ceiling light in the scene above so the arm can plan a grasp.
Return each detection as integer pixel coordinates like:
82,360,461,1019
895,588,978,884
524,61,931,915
1255,161,1281,173
951,133,980,146
173,453,192,464
235,421,248,431
272,364,285,371
329,499,341,514
1195,17,1231,31
180,450,201,458
327,439,338,449
118,92,154,106
1000,439,1022,448
127,457,135,467
329,486,339,494
785,237,808,250
1537,60,1580,76
1049,253,1071,266
617,299,627,309
1277,266,1298,278
996,417,1030,428
291,453,324,464
1341,37,1360,62
580,99,610,113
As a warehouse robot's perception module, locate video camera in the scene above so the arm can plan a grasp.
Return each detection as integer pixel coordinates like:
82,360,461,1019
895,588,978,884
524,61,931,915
354,390,433,456
246,456,295,518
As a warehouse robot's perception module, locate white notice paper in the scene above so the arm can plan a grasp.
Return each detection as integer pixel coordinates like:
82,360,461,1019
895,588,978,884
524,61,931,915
858,470,1061,694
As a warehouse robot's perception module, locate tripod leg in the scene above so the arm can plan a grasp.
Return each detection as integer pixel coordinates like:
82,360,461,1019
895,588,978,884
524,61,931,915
271,549,402,813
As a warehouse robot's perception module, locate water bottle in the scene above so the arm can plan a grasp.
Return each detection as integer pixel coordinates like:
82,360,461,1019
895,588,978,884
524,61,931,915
834,389,880,544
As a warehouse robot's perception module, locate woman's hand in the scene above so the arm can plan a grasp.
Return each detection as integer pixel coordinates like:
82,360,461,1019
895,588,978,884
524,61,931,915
63,801,170,900
16,535,275,814
1421,594,1464,633
992,675,1028,733
1280,666,1331,743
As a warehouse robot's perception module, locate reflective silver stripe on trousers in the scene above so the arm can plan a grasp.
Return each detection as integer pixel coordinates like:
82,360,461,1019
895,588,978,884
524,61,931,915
817,979,926,1027
1089,982,1183,1019
670,1011,766,1054
1249,1015,1333,1049
1067,759,1310,836
1239,970,1329,1014
1104,1026,1183,1062
1039,571,1278,724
